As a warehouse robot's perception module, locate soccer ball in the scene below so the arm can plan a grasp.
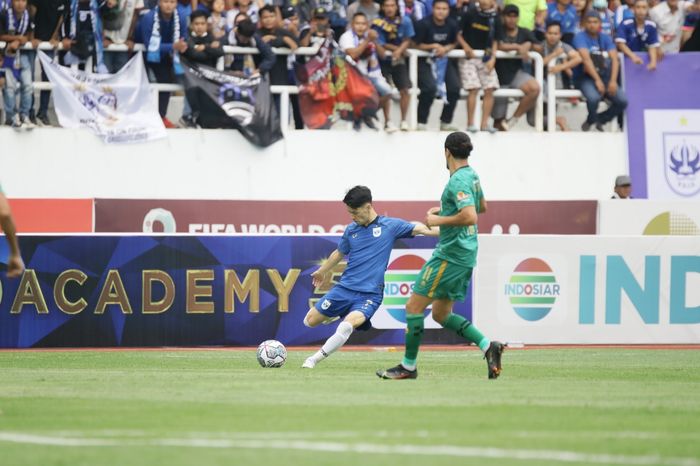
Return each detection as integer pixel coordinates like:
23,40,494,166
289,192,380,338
256,340,287,368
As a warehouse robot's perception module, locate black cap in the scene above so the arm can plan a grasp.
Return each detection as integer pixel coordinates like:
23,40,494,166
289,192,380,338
313,6,328,18
282,6,296,19
503,4,519,15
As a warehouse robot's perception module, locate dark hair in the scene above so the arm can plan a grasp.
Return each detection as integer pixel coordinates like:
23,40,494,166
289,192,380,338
545,20,562,31
236,18,256,37
190,10,209,22
352,11,367,20
259,4,277,15
432,0,450,7
343,186,372,209
444,132,473,159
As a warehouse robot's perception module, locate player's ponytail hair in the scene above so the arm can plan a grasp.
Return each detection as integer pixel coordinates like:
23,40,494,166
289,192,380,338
444,132,473,159
343,186,373,209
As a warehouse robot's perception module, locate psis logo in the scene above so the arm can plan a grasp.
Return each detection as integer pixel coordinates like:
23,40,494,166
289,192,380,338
505,258,560,321
143,208,176,233
383,254,428,324
663,134,700,197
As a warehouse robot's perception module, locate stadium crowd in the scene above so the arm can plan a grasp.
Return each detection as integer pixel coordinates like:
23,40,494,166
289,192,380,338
0,0,698,131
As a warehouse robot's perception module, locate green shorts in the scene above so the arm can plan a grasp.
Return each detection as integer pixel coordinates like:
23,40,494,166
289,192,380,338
412,256,473,302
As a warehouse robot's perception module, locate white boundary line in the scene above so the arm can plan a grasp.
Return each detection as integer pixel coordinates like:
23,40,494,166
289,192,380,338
0,432,697,466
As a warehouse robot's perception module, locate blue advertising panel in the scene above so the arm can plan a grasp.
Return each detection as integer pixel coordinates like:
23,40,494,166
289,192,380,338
0,236,472,348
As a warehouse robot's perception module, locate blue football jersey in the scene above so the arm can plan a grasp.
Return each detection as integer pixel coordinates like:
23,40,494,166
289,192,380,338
337,216,416,293
615,19,660,52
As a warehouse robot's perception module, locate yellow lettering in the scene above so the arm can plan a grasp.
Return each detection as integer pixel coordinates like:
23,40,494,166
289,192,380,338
54,269,88,315
224,269,260,313
186,270,214,314
143,270,175,314
266,268,300,312
11,270,48,314
95,270,133,314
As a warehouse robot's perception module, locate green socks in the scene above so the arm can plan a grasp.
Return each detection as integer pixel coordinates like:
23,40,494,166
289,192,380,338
442,313,491,352
401,314,424,370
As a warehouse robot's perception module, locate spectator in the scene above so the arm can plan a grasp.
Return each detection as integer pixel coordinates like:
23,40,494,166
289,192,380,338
339,12,394,131
0,0,35,129
103,0,145,73
413,0,460,131
614,0,635,25
456,0,499,133
680,19,700,50
315,0,348,39
347,0,380,23
280,6,305,129
135,0,189,128
228,17,275,76
183,9,223,127
197,0,212,13
546,0,578,43
612,174,632,198
592,0,615,36
650,0,700,53
492,4,540,131
572,0,591,33
62,0,113,73
207,0,226,40
299,6,332,47
226,0,259,28
573,10,627,131
504,0,547,32
29,0,68,126
615,0,659,70
541,20,582,130
372,0,414,131
400,0,428,23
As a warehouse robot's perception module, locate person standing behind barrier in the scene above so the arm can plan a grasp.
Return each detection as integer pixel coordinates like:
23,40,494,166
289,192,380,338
505,0,547,33
457,0,499,133
573,10,627,131
0,0,36,130
103,0,145,73
372,0,415,131
135,0,189,128
315,0,348,40
400,0,427,23
413,0,460,131
650,0,700,54
346,0,379,24
611,175,632,198
540,20,582,130
227,17,275,76
492,4,540,131
615,0,659,70
546,0,578,44
29,0,68,126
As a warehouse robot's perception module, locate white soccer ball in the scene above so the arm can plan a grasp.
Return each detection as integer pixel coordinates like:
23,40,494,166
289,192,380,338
256,340,287,368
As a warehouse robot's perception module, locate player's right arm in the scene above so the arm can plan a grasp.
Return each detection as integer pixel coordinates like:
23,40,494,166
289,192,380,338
0,193,24,278
311,249,345,288
427,205,478,227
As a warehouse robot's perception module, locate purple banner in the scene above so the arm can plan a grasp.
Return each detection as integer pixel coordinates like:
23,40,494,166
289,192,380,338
624,53,700,199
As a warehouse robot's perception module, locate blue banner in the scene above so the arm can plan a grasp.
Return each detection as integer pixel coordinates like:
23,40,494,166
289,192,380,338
0,236,471,348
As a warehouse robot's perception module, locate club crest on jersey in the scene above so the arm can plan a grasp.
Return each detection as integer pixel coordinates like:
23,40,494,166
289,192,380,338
456,191,470,202
373,227,382,237
321,299,331,310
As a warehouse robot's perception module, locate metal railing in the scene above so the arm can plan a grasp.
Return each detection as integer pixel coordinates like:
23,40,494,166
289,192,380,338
1,41,546,132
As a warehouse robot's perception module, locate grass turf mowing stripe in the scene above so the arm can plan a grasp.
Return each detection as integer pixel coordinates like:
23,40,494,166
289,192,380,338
0,433,698,466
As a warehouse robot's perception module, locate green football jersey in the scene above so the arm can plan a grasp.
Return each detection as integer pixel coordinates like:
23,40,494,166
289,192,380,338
433,165,484,267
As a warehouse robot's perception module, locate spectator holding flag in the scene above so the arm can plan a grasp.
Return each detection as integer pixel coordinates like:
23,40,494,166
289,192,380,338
62,0,112,73
135,0,189,128
227,16,275,77
0,0,35,129
615,0,660,70
102,0,145,73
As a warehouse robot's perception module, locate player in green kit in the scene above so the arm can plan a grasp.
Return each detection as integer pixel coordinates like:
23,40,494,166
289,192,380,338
377,131,504,380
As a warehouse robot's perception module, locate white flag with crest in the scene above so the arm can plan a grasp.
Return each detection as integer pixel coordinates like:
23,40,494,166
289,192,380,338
38,51,166,143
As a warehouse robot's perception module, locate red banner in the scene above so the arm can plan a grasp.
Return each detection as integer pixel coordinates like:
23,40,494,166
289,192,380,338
94,199,597,234
8,199,93,233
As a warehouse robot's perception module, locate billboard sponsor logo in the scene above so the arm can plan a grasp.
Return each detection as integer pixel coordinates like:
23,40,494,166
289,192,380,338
505,258,560,322
663,134,700,197
643,212,700,236
188,224,346,234
143,208,176,233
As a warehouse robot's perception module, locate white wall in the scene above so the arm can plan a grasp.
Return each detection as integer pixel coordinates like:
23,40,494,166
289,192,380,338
0,129,626,200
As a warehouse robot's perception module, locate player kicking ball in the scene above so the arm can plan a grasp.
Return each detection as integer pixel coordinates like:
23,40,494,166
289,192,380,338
301,186,437,369
377,132,504,380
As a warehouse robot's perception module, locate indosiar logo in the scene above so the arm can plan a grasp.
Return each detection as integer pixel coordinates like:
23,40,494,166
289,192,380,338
383,254,426,323
505,258,560,321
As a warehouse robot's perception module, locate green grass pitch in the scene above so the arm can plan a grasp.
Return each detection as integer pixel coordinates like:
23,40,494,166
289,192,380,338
0,348,698,466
